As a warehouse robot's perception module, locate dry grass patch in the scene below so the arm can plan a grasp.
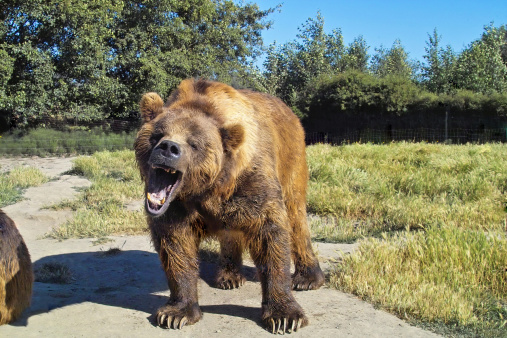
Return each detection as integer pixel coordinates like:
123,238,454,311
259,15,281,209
307,142,506,233
35,262,74,284
0,166,49,207
308,142,507,336
331,226,507,336
46,150,147,239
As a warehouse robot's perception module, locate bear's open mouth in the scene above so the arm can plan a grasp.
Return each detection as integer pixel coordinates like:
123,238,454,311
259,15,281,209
145,165,182,217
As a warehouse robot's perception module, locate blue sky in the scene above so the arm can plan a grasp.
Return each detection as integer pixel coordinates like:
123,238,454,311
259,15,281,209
253,0,507,64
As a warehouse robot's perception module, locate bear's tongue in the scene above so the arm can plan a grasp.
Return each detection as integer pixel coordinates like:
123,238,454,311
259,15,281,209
146,168,181,216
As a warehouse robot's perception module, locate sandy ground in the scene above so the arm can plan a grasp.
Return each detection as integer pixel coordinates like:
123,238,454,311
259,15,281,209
0,157,441,337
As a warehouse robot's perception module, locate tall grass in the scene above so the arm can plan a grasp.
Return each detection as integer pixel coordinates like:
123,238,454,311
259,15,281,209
46,150,146,239
0,166,49,206
0,128,137,156
307,142,506,234
331,227,507,336
309,142,507,336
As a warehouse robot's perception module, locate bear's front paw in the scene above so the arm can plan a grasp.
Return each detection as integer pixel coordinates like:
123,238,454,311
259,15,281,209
156,301,202,329
215,269,246,290
262,301,308,334
292,265,325,291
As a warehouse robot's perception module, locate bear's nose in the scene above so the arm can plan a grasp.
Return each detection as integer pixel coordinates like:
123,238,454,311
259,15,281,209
157,140,181,159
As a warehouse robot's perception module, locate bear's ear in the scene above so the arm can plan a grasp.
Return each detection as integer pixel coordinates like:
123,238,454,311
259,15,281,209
220,124,245,152
140,92,164,123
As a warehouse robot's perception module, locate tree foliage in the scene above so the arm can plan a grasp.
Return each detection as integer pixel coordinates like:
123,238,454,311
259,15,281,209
308,70,420,117
370,40,414,79
343,36,370,72
453,24,507,94
0,0,274,127
262,13,506,127
304,71,507,135
421,29,457,94
1,6,506,131
262,12,370,117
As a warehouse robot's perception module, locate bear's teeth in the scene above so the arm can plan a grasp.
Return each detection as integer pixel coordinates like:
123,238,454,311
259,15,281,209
147,193,165,206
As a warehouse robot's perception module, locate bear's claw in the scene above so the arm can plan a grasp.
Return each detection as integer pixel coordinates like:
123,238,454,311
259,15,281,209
263,299,308,335
158,313,188,329
155,302,201,329
215,270,246,290
217,278,244,289
291,266,325,291
268,317,304,334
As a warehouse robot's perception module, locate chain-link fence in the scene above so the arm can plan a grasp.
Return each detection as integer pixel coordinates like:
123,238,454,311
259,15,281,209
1,124,506,157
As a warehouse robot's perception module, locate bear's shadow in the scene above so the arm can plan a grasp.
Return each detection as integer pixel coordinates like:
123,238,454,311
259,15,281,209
11,249,261,328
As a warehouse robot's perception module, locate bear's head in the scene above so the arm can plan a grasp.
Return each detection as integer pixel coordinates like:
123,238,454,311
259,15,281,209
134,80,247,217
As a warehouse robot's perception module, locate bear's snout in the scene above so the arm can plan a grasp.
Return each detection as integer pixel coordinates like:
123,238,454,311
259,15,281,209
157,140,181,159
149,140,182,168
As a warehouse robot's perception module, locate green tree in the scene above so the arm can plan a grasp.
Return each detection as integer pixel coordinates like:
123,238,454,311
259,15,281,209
370,39,414,79
454,24,507,93
0,0,126,125
262,12,367,116
294,13,332,85
500,25,507,65
110,0,274,103
421,28,456,94
343,36,370,72
0,44,14,130
325,28,346,71
263,12,331,116
0,47,13,102
263,42,295,97
0,0,274,127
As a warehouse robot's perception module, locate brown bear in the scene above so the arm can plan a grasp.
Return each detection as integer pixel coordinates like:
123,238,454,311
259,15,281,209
135,79,324,334
0,209,33,325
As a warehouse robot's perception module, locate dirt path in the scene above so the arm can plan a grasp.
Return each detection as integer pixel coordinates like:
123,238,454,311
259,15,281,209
0,157,440,337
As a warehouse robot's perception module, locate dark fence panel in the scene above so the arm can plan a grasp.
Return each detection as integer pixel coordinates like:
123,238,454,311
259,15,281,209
305,128,507,145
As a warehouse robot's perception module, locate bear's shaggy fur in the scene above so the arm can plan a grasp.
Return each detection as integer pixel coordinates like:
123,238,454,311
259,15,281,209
0,210,33,325
135,79,324,333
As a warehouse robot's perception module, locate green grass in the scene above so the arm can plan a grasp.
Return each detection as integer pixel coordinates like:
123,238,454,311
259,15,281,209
307,142,506,235
46,150,147,239
331,227,507,337
0,128,137,156
0,166,49,207
307,142,507,337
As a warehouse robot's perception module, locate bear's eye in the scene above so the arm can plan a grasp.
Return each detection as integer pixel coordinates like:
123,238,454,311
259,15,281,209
188,140,199,151
150,133,163,147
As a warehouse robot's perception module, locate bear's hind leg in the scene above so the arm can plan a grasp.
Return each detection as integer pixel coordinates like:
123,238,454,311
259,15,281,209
215,231,246,289
291,240,325,291
289,211,325,291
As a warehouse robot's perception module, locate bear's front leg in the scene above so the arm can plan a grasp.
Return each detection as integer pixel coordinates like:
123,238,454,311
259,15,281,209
249,223,308,334
155,227,202,329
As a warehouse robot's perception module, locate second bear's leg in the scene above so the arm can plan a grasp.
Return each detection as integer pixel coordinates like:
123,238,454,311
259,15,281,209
155,228,202,329
249,223,308,334
216,231,246,289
